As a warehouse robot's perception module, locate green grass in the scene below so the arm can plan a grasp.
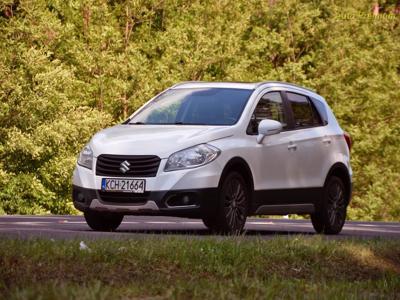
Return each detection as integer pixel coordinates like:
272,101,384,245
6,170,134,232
0,236,399,299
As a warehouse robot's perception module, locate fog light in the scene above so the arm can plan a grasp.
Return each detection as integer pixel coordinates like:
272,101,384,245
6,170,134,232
182,195,190,205
166,193,198,207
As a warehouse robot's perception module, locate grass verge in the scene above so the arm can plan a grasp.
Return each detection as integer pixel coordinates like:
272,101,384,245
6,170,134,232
0,236,399,299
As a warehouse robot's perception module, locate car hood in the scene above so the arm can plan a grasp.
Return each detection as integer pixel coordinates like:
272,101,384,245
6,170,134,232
90,125,233,158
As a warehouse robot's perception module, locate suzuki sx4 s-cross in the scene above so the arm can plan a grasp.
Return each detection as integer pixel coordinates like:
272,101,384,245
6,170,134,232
73,81,352,234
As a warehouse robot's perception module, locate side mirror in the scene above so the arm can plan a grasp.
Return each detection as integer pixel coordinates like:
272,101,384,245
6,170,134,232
256,119,282,144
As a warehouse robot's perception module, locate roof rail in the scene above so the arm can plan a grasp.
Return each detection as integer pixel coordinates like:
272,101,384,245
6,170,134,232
171,81,202,88
256,81,316,93
172,81,261,87
171,80,316,93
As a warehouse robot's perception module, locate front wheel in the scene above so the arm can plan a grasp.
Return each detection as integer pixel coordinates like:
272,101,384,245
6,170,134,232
203,171,249,234
84,210,124,231
311,176,348,234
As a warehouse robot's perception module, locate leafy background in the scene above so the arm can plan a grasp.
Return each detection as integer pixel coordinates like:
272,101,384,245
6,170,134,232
0,0,399,220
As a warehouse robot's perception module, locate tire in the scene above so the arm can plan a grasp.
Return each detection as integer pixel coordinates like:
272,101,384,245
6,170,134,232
202,214,219,230
311,176,348,234
203,171,249,234
84,210,124,231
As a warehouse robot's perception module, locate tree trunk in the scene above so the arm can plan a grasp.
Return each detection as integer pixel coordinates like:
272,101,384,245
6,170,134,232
372,3,379,16
83,5,91,36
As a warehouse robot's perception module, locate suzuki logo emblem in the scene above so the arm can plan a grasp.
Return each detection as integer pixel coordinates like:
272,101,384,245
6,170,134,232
120,160,130,173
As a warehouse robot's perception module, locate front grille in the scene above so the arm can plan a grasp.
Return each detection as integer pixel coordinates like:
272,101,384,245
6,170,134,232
96,154,161,177
98,191,150,204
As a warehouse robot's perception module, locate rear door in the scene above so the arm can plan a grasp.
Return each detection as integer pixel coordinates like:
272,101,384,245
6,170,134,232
283,91,327,188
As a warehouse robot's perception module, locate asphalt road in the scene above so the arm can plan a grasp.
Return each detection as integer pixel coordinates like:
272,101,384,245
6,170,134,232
0,215,399,240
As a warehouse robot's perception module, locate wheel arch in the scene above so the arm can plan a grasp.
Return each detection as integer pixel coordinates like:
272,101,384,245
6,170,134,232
219,157,254,187
325,162,352,204
219,157,255,207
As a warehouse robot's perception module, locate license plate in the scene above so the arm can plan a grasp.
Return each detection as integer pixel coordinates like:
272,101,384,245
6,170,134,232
101,178,145,193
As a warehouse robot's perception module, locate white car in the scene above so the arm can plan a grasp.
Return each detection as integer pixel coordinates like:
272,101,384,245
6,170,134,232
73,81,352,234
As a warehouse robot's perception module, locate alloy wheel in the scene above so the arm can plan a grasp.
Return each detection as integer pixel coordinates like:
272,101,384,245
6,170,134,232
327,180,346,228
222,175,247,232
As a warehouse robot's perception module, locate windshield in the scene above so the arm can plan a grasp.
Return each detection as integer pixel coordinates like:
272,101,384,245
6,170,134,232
129,88,253,126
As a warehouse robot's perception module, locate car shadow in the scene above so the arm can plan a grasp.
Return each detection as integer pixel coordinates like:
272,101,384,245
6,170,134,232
115,228,316,236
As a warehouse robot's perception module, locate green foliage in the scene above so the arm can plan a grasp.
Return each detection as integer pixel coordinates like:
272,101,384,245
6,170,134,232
0,0,399,219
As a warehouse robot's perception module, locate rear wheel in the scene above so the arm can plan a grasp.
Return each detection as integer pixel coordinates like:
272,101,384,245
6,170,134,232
311,176,347,234
84,210,124,231
203,171,249,234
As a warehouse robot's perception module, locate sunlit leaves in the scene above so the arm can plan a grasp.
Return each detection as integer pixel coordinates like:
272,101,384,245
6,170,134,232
0,0,399,218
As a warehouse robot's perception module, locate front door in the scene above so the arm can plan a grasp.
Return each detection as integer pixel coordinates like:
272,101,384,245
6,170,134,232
245,91,294,192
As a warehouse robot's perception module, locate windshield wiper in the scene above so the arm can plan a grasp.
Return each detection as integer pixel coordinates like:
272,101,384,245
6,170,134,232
174,122,208,125
129,121,208,125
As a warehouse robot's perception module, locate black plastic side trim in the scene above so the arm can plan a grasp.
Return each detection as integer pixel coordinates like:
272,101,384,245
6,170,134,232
251,187,323,214
255,204,315,215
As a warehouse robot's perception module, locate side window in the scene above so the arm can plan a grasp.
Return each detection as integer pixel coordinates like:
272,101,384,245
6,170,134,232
310,102,323,125
311,98,328,125
247,92,287,135
287,92,322,128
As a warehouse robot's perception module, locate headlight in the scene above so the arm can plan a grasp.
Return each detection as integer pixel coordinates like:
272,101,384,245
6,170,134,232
164,144,220,172
77,144,93,170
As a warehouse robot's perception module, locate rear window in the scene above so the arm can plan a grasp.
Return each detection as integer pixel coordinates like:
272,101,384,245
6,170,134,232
287,92,323,128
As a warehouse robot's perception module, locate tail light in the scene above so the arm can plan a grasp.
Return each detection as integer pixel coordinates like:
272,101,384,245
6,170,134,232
344,132,352,151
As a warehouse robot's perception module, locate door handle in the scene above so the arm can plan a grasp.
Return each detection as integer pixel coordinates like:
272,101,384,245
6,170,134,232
322,137,331,144
288,143,297,151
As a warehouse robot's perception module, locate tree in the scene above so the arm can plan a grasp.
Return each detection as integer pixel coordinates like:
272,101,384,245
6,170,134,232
0,0,399,220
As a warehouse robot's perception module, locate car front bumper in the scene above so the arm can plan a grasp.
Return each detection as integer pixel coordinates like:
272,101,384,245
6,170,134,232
72,185,218,218
72,158,221,217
